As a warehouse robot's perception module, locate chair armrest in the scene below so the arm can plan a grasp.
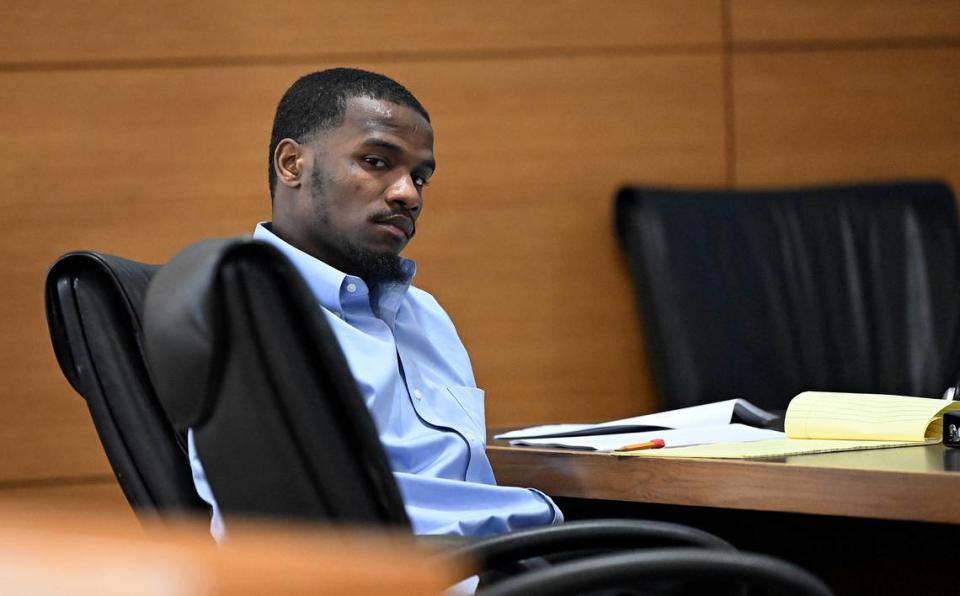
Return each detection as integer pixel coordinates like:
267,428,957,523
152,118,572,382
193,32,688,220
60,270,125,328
436,519,734,575
479,548,833,596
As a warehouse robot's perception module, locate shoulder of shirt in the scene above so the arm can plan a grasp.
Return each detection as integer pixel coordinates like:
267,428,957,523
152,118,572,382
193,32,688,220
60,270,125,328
403,284,474,374
405,284,447,312
404,284,461,326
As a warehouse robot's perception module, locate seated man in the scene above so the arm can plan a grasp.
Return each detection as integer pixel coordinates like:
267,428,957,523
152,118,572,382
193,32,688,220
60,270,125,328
190,67,562,539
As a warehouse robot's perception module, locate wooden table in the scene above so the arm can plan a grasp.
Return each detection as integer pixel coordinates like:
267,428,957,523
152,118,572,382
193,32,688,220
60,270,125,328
489,442,960,524
488,441,960,594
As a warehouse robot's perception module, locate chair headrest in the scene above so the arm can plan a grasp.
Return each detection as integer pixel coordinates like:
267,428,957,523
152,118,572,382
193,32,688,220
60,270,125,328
143,238,283,430
45,251,160,394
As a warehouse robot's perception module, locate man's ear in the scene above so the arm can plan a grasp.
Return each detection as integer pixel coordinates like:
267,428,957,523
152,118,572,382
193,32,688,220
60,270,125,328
275,139,305,190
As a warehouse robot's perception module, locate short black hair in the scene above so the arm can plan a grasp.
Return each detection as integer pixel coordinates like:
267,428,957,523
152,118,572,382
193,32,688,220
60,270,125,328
267,67,431,200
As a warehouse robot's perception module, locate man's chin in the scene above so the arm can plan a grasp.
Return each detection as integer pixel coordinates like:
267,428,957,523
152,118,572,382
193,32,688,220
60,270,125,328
349,248,407,284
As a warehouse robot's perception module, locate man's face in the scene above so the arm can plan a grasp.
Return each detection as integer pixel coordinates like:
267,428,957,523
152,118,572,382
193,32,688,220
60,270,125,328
276,96,435,281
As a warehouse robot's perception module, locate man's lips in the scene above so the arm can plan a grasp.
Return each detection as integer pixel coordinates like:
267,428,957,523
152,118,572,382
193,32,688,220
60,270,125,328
373,214,415,238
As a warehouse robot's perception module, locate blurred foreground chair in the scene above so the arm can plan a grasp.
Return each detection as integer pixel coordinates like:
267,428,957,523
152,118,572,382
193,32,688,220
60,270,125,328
0,503,466,596
46,239,832,593
615,180,960,412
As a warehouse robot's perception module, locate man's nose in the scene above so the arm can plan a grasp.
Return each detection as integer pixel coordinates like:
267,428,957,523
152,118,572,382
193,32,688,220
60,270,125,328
385,173,422,214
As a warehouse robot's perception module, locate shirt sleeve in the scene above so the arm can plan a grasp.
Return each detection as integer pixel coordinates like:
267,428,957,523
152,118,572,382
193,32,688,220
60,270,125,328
188,428,226,542
395,473,563,537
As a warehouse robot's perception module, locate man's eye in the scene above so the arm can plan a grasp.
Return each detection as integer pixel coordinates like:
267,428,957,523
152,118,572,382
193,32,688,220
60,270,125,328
363,157,388,168
413,175,429,189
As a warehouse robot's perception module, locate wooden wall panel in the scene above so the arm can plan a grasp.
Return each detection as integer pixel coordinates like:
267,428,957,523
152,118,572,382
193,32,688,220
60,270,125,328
0,67,278,480
732,47,960,190
403,55,727,424
0,54,725,480
0,479,131,515
2,1,722,64
731,0,960,43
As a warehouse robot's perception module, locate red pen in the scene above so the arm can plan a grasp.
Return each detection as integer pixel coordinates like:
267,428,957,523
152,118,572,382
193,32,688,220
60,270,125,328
615,438,666,452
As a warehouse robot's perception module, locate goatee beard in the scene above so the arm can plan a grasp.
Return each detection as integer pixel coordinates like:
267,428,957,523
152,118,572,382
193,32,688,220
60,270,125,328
351,249,408,284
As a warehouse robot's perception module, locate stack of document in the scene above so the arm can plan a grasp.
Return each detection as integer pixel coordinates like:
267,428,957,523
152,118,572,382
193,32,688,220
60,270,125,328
496,392,960,458
494,399,784,451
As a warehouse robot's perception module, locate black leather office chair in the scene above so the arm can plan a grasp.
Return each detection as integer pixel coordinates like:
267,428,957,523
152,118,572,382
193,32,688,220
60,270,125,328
45,252,206,515
143,238,408,526
137,238,832,593
44,244,732,541
615,181,960,411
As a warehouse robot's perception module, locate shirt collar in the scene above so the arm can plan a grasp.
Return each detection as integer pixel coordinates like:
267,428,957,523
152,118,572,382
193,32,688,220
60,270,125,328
252,222,416,317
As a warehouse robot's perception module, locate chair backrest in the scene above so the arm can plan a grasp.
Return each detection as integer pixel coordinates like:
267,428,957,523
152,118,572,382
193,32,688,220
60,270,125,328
615,181,960,411
44,252,206,515
142,238,411,529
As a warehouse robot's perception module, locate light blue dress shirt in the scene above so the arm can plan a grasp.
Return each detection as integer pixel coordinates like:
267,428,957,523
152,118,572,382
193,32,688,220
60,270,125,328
188,223,562,539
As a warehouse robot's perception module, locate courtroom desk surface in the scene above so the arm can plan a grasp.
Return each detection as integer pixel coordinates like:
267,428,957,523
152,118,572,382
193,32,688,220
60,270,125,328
488,432,960,594
487,437,960,525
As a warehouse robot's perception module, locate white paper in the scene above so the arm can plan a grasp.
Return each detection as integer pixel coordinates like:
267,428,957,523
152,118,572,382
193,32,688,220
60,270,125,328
494,399,742,440
509,423,785,452
495,423,596,439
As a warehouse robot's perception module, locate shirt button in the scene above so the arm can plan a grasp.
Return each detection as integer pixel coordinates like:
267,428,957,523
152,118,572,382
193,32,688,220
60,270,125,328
346,283,357,293
413,389,423,400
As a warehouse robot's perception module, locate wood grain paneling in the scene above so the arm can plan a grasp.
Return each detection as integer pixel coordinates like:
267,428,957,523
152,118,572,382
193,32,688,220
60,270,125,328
0,54,725,480
0,67,277,481
0,478,131,516
731,0,960,44
732,47,960,190
403,55,727,425
1,0,722,65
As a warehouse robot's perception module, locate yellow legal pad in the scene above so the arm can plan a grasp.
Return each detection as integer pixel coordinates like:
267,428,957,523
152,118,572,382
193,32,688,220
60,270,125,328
619,391,960,459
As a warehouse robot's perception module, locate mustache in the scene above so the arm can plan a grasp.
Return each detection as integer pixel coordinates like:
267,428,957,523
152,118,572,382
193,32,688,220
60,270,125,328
370,209,416,238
